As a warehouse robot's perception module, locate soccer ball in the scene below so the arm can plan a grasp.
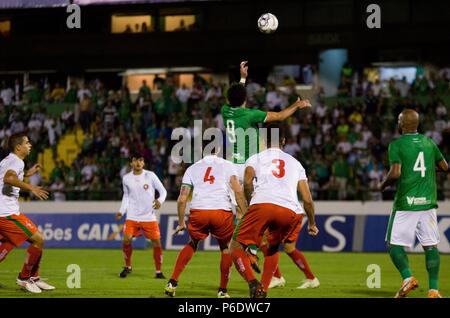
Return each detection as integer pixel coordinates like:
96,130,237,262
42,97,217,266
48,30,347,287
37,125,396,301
258,13,278,34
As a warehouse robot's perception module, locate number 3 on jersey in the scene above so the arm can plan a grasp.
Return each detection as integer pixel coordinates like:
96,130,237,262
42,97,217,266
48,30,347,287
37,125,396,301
203,167,215,184
271,159,285,178
413,151,426,177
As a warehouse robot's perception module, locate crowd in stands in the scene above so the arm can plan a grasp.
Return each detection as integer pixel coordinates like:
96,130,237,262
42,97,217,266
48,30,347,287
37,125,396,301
0,66,450,202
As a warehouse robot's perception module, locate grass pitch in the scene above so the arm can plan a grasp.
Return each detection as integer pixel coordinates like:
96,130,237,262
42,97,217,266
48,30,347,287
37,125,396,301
0,249,448,298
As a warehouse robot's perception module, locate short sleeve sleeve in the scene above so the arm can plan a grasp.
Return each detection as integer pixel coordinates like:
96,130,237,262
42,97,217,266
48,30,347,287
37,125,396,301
245,155,257,170
432,141,445,163
298,162,308,181
181,168,193,188
250,109,267,124
226,162,239,182
388,142,401,165
8,157,24,175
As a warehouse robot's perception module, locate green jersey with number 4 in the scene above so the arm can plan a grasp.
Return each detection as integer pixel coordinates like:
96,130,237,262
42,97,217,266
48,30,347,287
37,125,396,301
388,133,444,212
221,104,267,164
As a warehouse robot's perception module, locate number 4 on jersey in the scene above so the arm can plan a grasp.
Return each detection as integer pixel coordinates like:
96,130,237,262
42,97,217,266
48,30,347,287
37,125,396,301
413,151,426,178
203,167,215,184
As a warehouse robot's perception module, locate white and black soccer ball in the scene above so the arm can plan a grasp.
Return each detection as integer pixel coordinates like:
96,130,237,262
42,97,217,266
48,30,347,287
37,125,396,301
257,13,278,34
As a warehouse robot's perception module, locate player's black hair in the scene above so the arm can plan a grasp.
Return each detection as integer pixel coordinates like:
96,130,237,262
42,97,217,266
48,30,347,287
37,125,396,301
8,132,27,152
264,122,286,148
129,152,144,161
226,83,247,107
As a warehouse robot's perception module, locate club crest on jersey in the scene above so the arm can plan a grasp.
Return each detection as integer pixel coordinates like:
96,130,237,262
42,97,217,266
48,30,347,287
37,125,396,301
143,184,149,190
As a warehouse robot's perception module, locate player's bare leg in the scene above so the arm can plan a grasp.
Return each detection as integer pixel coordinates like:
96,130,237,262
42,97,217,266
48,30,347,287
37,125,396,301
120,233,133,278
151,239,165,278
283,241,319,289
17,231,55,293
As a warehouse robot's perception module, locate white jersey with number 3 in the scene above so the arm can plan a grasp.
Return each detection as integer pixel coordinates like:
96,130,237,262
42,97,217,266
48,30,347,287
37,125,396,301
245,148,307,214
182,155,238,211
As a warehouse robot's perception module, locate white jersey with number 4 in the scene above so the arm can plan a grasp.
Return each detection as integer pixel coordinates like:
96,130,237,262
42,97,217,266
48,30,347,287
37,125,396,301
119,170,167,222
245,148,307,214
0,153,25,217
182,155,238,211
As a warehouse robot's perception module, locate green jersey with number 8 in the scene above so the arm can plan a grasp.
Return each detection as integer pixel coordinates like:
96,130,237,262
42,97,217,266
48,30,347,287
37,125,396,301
388,133,444,212
221,104,267,164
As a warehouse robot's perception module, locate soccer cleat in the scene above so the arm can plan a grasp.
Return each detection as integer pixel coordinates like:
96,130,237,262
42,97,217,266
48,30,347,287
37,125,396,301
155,272,166,279
297,277,320,289
165,280,177,297
249,279,266,298
30,277,56,291
119,267,132,278
268,276,286,289
394,277,418,298
218,288,230,298
16,277,42,294
428,290,442,298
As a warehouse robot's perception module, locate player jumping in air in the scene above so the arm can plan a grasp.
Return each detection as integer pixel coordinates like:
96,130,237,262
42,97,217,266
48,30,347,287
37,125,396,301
222,61,313,275
0,133,55,293
380,109,448,298
230,123,319,298
164,152,247,298
116,153,167,279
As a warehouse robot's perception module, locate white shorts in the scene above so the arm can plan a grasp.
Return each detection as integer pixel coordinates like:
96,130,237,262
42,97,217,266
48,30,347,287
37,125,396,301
229,163,245,206
386,209,440,248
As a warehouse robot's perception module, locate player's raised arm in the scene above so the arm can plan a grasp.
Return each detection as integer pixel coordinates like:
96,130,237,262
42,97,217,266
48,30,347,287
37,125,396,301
379,163,402,191
243,166,255,204
297,180,318,236
175,184,191,235
239,61,248,84
3,170,49,200
229,175,247,220
265,97,311,123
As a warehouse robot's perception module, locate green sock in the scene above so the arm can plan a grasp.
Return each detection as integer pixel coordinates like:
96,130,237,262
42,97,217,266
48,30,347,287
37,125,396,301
389,245,412,279
425,247,440,290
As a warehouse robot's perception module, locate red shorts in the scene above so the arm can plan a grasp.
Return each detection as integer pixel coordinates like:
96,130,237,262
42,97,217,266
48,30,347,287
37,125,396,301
266,214,304,244
233,203,302,247
188,209,234,249
123,220,161,240
0,213,38,247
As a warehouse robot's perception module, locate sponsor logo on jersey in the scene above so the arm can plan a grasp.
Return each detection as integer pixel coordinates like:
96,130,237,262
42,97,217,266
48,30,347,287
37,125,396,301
406,196,430,206
143,184,149,190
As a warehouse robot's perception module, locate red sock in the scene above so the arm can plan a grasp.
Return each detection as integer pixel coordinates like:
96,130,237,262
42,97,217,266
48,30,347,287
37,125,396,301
287,249,315,279
171,244,195,281
153,246,163,272
0,241,15,263
273,265,282,279
123,243,132,268
231,248,256,282
260,243,282,278
20,245,42,279
220,252,233,289
31,254,42,278
261,252,279,291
